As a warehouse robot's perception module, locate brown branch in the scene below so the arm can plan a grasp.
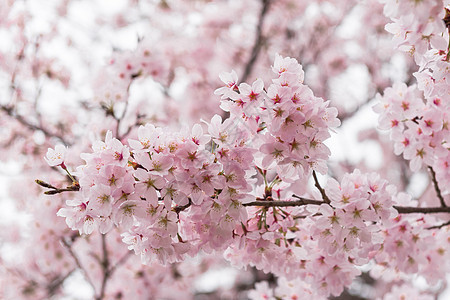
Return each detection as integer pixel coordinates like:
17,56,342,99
426,220,450,230
428,166,446,207
35,179,58,189
239,0,271,84
43,186,80,195
89,235,132,300
173,199,192,215
36,179,80,194
1,104,69,145
114,100,129,140
61,237,97,293
244,197,450,214
44,176,450,215
47,269,76,297
97,234,110,300
393,206,450,214
244,198,324,207
107,78,136,141
312,170,330,204
108,251,133,277
117,113,145,141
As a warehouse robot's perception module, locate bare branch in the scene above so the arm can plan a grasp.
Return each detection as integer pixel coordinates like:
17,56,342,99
36,179,80,194
393,206,450,214
244,198,324,207
428,166,446,207
97,234,110,300
1,104,70,145
239,0,271,84
244,197,450,214
312,171,330,204
108,251,133,277
426,220,450,230
173,198,192,215
60,237,97,293
47,269,76,297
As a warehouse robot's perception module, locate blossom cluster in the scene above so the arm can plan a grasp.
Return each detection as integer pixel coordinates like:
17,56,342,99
375,0,449,195
52,55,361,296
93,42,170,106
224,170,401,297
381,0,447,61
216,53,340,183
4,0,450,299
41,34,449,300
373,82,448,177
47,48,450,297
38,2,450,296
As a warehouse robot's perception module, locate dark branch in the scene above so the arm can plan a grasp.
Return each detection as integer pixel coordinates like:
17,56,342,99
244,197,450,214
61,237,97,293
244,198,324,207
428,166,446,207
36,179,80,194
312,171,330,204
239,0,271,84
47,269,76,297
108,251,133,277
97,234,110,300
393,206,450,214
44,186,80,195
426,220,450,230
1,104,69,145
173,199,192,215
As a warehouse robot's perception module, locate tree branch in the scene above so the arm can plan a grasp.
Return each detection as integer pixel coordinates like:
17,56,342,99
244,198,324,207
426,220,450,230
239,0,271,84
428,166,446,207
97,234,110,300
244,197,450,214
393,206,450,214
36,179,80,194
1,104,70,146
312,170,330,204
60,237,97,293
173,198,192,215
108,251,133,277
47,269,76,297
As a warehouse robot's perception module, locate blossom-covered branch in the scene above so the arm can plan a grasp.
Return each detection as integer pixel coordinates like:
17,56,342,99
2,0,450,299
244,198,450,214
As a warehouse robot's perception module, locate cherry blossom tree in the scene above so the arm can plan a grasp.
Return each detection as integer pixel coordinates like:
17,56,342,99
0,0,449,299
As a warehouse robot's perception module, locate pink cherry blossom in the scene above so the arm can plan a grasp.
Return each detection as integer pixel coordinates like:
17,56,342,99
45,144,67,167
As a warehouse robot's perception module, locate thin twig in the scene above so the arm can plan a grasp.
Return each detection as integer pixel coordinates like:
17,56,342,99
426,220,450,230
60,237,97,293
43,186,80,195
36,179,80,194
118,114,145,141
1,104,69,145
108,251,133,277
244,198,324,207
97,234,110,300
113,79,136,140
312,171,330,204
239,0,271,84
428,166,446,207
47,269,76,297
